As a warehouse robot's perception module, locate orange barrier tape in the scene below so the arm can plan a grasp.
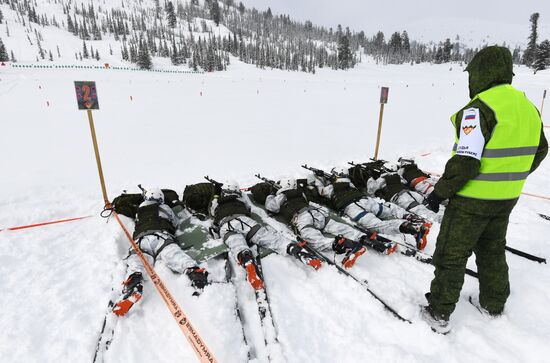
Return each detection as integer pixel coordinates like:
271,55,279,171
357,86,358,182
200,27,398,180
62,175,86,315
0,215,92,232
112,211,217,363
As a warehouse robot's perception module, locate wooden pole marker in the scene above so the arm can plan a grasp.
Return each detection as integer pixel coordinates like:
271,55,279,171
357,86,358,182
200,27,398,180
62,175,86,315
74,81,109,207
373,87,389,160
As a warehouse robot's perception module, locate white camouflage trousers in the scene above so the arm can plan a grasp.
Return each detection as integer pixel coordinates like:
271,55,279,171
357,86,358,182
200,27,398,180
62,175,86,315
292,207,364,251
343,198,405,235
126,232,197,276
391,190,442,223
219,216,291,257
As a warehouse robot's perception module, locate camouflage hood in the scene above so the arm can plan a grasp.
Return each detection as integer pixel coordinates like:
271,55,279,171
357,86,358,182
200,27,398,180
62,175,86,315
465,46,514,98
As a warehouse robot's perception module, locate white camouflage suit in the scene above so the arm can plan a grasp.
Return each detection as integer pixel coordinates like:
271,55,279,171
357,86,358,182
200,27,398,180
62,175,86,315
126,200,197,276
211,196,292,257
396,167,439,196
265,188,364,251
367,174,442,223
315,178,407,235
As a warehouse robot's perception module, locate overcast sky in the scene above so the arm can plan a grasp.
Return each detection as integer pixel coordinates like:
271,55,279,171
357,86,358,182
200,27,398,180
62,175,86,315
239,0,550,47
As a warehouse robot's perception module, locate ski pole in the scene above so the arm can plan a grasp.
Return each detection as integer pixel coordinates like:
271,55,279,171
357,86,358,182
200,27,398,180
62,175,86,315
505,246,546,264
302,243,412,323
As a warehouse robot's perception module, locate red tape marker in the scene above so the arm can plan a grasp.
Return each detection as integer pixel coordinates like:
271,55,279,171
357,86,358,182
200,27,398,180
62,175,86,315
425,170,550,202
521,191,550,201
0,215,92,232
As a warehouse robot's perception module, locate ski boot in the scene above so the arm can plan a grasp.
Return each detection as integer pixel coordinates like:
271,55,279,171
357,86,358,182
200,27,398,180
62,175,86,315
113,272,143,317
360,232,397,255
237,249,264,290
468,296,502,318
414,223,431,250
420,305,451,335
400,221,431,250
186,267,209,295
287,241,323,270
332,235,367,269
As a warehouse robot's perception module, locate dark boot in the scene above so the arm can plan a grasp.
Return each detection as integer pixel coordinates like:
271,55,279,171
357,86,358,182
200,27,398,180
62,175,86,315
468,296,503,318
186,267,209,292
287,241,323,270
400,221,431,250
360,232,397,255
237,249,264,290
332,235,367,269
113,272,143,317
420,305,451,334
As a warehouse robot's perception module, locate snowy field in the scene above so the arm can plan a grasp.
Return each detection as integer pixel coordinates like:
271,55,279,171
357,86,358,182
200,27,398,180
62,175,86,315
1,59,549,363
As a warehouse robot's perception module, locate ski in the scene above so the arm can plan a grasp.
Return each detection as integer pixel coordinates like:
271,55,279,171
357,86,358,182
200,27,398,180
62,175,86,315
223,252,253,361
302,243,412,324
253,246,284,362
92,281,124,363
539,213,550,222
244,193,410,323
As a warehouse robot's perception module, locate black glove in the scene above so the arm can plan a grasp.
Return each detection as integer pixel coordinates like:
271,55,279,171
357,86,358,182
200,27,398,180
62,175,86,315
423,192,443,213
362,164,381,179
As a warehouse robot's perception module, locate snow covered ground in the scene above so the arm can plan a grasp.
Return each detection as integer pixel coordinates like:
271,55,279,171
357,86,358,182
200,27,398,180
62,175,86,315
1,58,549,363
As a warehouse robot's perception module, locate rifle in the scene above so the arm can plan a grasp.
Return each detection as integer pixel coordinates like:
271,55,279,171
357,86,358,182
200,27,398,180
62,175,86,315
254,174,282,190
348,159,389,179
204,175,222,187
301,164,338,182
204,176,224,195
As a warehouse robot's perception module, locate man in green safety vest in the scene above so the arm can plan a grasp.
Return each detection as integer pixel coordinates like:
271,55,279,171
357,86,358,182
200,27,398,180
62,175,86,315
420,46,548,334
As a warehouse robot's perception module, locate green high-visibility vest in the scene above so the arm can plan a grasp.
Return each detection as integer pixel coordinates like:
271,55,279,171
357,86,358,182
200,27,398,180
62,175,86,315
451,84,541,200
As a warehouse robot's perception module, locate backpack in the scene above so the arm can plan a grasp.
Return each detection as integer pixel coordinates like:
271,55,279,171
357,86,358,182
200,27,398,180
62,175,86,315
161,189,181,208
182,183,216,215
348,165,374,188
112,193,143,218
112,189,181,218
250,182,277,205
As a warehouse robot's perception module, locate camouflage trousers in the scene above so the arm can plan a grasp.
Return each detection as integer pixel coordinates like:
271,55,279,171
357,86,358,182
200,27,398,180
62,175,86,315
428,196,517,319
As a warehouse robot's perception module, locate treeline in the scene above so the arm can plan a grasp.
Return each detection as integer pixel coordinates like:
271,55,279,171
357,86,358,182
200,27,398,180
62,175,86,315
0,0,544,73
522,13,550,73
361,30,523,66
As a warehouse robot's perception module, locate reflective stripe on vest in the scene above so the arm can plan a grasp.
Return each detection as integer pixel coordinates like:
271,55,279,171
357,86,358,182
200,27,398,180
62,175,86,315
450,85,541,200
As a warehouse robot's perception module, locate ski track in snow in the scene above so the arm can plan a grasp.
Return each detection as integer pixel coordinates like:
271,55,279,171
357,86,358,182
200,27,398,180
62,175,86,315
1,58,549,363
